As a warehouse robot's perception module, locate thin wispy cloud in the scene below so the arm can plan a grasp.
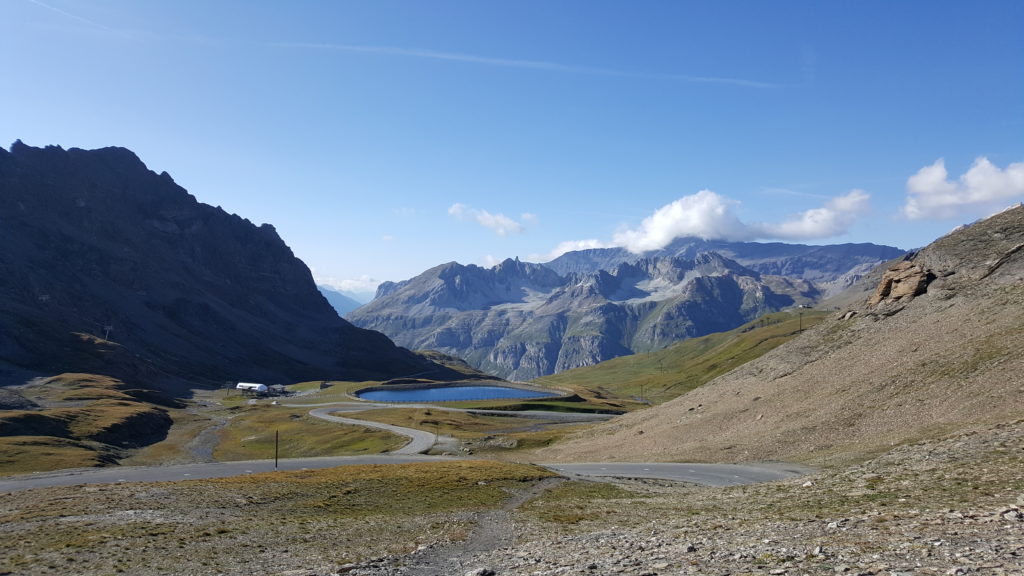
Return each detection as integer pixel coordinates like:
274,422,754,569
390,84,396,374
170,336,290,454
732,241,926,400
275,42,776,88
760,187,828,200
316,274,382,295
449,203,528,236
27,0,113,31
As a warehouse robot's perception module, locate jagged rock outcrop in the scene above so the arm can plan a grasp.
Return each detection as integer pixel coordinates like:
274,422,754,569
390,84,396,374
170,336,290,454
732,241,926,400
349,253,819,380
868,261,932,306
0,141,436,389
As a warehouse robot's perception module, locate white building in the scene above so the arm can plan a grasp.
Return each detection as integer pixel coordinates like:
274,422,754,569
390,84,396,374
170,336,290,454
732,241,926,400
236,382,268,393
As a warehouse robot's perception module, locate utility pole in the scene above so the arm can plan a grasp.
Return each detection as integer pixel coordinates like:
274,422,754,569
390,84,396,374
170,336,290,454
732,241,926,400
799,312,803,333
274,430,279,471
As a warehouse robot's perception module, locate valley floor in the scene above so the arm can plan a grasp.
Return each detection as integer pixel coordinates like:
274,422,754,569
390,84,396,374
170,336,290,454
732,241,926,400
1,419,1021,575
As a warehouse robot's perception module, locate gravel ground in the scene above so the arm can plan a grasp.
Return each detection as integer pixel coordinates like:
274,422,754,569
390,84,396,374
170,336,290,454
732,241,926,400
0,420,1019,576
345,420,1024,576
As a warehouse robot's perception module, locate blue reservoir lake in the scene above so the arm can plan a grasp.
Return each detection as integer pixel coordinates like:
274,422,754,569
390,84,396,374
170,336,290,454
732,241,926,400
356,385,558,403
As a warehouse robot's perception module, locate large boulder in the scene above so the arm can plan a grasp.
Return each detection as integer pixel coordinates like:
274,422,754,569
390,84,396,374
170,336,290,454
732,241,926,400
868,261,932,306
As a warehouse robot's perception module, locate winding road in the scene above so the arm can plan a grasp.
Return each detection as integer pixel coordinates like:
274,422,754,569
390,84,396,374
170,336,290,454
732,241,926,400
294,400,615,456
0,454,445,494
0,401,812,493
306,405,437,455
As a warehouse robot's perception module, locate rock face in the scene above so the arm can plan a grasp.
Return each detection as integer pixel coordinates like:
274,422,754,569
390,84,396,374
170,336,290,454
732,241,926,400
0,141,433,389
868,261,933,306
349,253,823,380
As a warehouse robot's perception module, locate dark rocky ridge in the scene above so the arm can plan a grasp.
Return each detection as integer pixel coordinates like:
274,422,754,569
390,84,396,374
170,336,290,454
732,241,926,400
0,141,434,389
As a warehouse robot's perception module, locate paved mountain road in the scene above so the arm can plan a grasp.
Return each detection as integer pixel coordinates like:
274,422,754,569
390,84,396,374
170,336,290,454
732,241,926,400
297,401,614,455
0,457,809,494
0,454,446,494
544,462,814,486
0,402,810,493
307,406,437,455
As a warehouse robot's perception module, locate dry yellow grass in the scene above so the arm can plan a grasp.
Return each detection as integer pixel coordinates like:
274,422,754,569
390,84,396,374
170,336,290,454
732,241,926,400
343,407,549,438
0,436,107,473
0,460,556,575
213,404,404,460
0,374,172,475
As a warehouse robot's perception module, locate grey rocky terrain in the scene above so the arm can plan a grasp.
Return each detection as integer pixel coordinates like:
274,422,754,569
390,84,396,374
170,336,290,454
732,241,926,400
348,241,899,380
340,420,1024,576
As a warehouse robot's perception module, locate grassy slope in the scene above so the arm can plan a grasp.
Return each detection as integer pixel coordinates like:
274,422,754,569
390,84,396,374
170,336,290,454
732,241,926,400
213,404,403,460
343,407,549,439
269,312,827,457
0,374,173,474
283,312,826,418
538,280,1024,466
341,407,588,453
533,310,827,406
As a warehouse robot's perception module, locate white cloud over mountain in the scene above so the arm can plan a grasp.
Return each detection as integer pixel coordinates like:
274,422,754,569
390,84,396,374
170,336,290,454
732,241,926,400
534,238,611,261
903,157,1024,220
607,189,871,254
754,189,870,241
449,203,528,236
612,190,753,252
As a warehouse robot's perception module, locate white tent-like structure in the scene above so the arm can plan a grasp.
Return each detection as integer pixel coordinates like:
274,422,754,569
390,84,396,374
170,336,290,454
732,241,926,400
235,382,268,393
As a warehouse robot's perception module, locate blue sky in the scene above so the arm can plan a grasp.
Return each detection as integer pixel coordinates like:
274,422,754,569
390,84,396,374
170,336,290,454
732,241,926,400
3,1,1022,299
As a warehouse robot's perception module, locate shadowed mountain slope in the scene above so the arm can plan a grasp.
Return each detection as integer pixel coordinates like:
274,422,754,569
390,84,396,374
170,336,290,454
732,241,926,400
0,141,435,389
538,204,1024,466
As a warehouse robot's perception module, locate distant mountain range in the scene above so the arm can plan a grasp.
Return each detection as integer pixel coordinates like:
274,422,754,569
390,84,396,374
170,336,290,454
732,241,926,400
545,237,904,296
318,285,364,316
348,239,904,380
0,141,443,390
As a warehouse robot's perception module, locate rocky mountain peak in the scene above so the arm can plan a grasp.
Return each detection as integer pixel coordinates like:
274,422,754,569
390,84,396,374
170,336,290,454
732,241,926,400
0,141,434,388
349,250,823,379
